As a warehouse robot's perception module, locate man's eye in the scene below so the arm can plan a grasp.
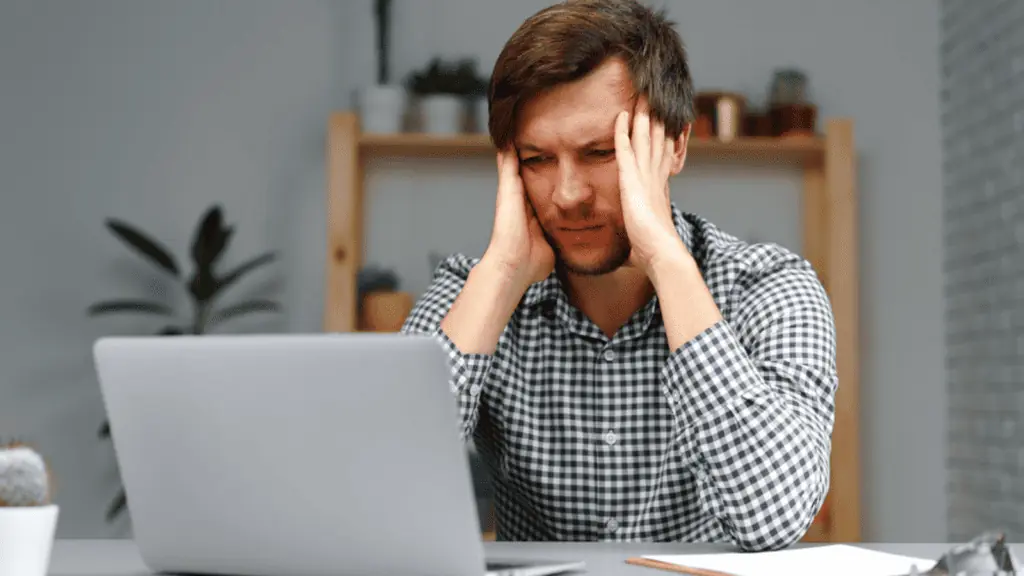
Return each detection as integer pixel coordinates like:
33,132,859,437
589,149,615,158
520,156,544,165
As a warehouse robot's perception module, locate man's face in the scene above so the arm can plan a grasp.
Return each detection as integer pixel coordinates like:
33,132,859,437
514,58,637,276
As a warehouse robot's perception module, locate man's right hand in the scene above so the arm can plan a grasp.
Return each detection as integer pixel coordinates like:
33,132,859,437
481,148,555,292
439,148,555,356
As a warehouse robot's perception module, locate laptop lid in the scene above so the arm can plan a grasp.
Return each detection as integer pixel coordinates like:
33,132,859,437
93,333,487,576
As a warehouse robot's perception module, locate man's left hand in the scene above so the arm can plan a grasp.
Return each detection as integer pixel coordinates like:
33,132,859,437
614,98,691,278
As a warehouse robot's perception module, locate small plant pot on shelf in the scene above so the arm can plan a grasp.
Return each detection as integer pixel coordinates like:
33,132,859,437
404,57,488,134
0,505,60,576
359,291,413,332
771,102,817,137
418,94,465,134
355,84,408,134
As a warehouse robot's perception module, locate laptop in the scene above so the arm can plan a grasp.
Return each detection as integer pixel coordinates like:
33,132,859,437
93,333,585,576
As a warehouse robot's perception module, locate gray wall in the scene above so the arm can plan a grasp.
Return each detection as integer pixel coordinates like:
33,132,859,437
0,0,350,537
941,0,1024,542
0,0,946,542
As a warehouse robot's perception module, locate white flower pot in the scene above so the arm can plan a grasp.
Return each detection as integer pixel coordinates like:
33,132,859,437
355,84,407,134
0,505,59,576
420,94,465,134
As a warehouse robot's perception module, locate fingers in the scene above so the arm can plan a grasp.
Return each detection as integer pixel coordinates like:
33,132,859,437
614,110,637,182
618,99,675,190
632,98,650,181
497,147,521,197
659,135,675,180
651,118,665,175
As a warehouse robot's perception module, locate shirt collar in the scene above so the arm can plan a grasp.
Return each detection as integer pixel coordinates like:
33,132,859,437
521,202,695,311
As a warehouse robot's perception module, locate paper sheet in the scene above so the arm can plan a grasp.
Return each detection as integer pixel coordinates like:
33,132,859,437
642,544,936,576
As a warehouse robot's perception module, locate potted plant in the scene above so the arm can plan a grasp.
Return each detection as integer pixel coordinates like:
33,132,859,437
768,68,816,137
355,0,407,134
405,57,488,134
357,265,412,332
0,441,59,576
88,204,281,522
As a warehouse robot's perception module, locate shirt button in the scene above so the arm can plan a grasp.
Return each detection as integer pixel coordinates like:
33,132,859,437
469,384,481,396
605,518,619,532
604,430,618,445
602,349,616,362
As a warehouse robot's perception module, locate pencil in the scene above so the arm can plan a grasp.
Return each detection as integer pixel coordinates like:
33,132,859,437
625,557,741,576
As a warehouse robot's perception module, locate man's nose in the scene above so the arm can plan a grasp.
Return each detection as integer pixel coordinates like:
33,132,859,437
551,165,593,212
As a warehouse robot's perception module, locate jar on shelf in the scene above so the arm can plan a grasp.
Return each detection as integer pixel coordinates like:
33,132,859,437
694,91,746,141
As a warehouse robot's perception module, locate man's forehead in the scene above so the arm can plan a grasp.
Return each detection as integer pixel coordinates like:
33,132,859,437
515,108,621,150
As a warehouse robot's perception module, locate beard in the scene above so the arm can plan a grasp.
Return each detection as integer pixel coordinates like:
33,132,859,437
542,222,632,276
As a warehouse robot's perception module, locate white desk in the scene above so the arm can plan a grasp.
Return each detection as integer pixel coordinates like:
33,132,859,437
46,539,998,576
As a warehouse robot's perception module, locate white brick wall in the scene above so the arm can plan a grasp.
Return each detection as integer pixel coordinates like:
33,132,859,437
941,0,1024,541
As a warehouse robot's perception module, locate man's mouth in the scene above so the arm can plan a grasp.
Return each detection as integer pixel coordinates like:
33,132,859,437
560,225,603,232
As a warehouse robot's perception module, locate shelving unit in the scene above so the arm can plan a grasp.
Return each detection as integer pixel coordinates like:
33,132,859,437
323,110,860,543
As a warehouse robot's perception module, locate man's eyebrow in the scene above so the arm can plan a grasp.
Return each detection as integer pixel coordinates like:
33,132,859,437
580,135,615,148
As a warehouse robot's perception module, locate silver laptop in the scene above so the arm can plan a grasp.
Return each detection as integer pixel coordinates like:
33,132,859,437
93,333,585,576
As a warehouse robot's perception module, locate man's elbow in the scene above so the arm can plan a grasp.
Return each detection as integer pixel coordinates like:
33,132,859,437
732,470,830,552
730,510,817,552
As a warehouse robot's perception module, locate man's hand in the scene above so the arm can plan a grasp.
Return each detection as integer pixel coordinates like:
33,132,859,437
614,98,691,278
615,98,722,349
481,148,556,291
440,147,555,356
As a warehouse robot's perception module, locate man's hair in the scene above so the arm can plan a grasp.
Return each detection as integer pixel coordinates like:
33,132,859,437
487,0,695,150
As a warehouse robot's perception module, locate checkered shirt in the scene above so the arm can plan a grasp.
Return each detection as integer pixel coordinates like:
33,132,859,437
401,204,837,551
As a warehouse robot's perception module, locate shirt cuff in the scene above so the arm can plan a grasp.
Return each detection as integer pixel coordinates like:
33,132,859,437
432,324,495,397
660,320,773,431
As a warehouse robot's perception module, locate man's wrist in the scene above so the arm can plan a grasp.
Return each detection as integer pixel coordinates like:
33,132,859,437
648,240,699,289
440,256,529,356
649,242,723,351
477,254,534,297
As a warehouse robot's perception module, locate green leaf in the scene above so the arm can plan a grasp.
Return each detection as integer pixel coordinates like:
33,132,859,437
98,420,110,439
209,299,280,326
88,300,174,316
106,488,127,522
188,267,218,304
106,220,179,277
190,206,229,270
213,252,276,298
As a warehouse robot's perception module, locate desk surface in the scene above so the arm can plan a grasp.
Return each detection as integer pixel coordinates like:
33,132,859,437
47,539,1016,576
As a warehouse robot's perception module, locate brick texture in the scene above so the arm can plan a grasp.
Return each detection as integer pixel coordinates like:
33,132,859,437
941,0,1024,542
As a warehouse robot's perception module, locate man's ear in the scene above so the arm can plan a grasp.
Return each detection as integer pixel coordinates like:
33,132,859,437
669,124,691,175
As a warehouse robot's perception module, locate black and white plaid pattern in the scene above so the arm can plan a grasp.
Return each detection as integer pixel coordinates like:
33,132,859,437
401,204,837,551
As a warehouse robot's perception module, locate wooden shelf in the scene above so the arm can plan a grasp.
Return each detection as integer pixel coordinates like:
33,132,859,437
359,131,825,167
325,110,860,544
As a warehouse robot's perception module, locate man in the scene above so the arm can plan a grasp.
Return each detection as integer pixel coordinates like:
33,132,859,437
401,0,837,552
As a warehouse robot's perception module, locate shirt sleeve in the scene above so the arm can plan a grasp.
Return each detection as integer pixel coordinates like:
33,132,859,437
400,255,496,442
660,254,838,552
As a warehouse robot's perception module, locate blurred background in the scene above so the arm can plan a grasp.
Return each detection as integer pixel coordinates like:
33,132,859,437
0,0,1015,546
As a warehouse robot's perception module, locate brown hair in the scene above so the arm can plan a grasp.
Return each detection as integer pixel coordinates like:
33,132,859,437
487,0,695,149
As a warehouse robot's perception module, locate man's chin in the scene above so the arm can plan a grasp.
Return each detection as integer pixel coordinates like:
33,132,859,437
556,249,631,276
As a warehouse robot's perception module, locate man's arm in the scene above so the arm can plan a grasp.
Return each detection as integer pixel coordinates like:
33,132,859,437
401,255,525,440
653,252,837,552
